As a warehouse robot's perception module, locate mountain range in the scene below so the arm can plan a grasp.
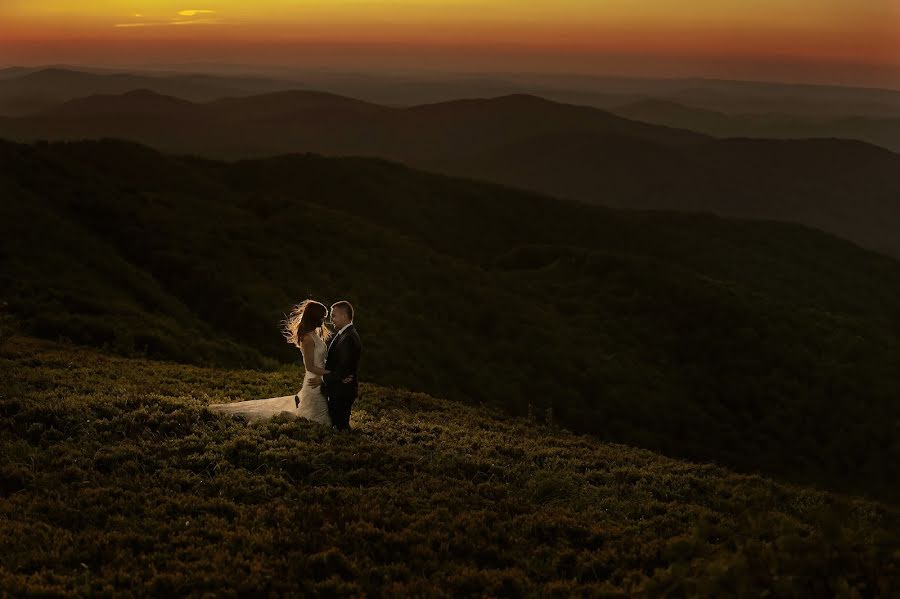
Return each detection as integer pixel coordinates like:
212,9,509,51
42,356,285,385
609,98,900,153
5,66,900,117
0,66,300,117
1,85,898,259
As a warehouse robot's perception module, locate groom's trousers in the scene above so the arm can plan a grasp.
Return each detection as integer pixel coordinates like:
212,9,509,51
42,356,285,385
328,392,356,430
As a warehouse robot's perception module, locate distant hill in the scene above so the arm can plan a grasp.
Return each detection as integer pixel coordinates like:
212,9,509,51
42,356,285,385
43,88,198,117
2,137,900,503
493,73,900,118
9,66,900,116
0,67,34,80
2,88,898,259
610,98,900,153
0,87,706,150
0,67,303,117
1,336,897,595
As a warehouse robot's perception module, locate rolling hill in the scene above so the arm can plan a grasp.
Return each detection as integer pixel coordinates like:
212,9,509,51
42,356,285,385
1,335,897,595
0,67,303,117
0,88,706,155
609,98,900,154
492,73,900,118
2,137,900,504
1,89,899,259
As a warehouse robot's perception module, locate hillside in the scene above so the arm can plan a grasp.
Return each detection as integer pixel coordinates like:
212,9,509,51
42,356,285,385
3,137,900,504
2,89,900,258
1,335,897,595
513,74,900,118
609,98,900,154
0,88,707,158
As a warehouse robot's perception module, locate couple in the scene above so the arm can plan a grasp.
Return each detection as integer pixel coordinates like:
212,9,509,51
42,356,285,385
209,300,362,430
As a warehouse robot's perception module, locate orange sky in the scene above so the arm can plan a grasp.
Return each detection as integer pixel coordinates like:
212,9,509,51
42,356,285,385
1,1,898,86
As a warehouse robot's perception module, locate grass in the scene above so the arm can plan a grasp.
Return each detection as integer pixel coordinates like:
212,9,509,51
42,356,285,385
1,335,897,596
4,138,900,502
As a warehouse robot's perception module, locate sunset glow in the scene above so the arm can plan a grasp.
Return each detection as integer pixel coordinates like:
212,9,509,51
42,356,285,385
1,1,898,85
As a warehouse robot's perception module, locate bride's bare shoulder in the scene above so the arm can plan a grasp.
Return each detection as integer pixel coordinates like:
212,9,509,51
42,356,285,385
299,331,315,348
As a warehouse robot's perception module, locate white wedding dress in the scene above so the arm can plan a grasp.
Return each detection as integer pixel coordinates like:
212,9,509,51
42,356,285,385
209,334,332,425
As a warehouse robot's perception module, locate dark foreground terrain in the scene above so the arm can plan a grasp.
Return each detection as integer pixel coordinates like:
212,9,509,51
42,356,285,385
1,336,897,596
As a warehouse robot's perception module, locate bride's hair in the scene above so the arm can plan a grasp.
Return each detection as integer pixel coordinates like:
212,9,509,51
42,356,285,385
282,299,332,348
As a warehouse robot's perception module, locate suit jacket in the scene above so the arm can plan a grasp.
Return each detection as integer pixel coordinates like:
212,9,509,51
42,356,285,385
322,324,362,398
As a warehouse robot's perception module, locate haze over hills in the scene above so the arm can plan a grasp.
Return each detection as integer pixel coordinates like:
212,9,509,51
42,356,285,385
4,65,898,152
0,67,302,117
3,137,900,503
218,68,900,117
2,85,899,259
610,98,900,153
4,66,900,117
484,72,900,116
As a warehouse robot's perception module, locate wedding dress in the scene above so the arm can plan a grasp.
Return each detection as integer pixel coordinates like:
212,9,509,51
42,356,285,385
209,334,332,425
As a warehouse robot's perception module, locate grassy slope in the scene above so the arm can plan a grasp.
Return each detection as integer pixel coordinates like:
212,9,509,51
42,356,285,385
1,335,898,596
3,138,900,503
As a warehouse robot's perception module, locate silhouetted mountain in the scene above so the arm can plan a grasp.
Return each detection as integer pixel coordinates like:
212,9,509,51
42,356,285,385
611,98,900,153
450,134,900,258
0,64,142,78
2,89,899,258
6,65,900,116
193,68,900,118
44,88,197,117
0,67,302,117
206,89,388,118
0,67,33,80
611,99,735,129
3,137,900,503
8,88,704,147
426,73,900,118
378,93,707,151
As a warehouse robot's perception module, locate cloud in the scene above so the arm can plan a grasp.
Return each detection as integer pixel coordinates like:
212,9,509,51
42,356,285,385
115,22,161,28
172,17,222,26
178,9,216,17
114,19,221,27
114,9,220,28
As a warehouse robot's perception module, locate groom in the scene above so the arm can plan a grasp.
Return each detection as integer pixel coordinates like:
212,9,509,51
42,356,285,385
310,301,362,431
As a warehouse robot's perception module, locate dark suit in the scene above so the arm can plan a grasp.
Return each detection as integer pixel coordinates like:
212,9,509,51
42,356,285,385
322,324,362,430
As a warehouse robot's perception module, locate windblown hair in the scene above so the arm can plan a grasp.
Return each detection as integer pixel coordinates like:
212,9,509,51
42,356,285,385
282,299,332,348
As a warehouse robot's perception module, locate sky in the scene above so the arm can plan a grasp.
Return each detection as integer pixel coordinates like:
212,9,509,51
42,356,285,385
1,1,899,88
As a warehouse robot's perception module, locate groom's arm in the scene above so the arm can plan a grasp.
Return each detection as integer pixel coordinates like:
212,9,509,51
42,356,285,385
345,335,361,379
322,337,360,386
321,343,342,387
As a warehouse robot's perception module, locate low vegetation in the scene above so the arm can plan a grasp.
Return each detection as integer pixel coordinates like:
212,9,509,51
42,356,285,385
2,336,897,596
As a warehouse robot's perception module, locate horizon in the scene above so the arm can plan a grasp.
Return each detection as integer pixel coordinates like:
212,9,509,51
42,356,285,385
1,1,899,90
4,62,900,95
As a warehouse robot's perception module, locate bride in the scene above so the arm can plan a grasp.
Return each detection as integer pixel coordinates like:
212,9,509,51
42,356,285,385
208,299,333,425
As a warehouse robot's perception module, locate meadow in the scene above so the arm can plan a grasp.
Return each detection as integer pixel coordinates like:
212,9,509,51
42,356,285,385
2,335,897,596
